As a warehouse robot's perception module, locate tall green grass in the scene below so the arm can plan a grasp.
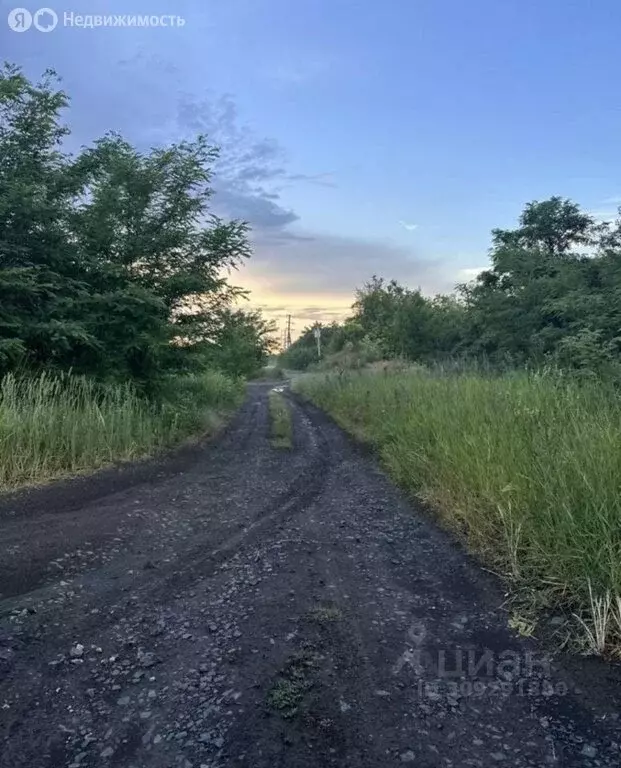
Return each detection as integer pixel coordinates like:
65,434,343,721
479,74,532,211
0,370,243,490
296,368,621,653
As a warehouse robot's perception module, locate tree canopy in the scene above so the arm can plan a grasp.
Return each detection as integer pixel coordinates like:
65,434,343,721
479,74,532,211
282,197,621,376
0,64,275,390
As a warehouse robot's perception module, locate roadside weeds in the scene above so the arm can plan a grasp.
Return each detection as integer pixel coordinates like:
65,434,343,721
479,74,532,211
294,368,621,657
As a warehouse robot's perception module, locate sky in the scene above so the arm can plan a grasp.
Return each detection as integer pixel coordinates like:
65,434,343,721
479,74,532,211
2,0,621,340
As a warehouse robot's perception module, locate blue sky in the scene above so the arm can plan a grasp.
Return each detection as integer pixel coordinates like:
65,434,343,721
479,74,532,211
2,0,620,334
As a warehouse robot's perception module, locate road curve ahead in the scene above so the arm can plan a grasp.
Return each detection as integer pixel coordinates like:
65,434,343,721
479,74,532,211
0,382,619,767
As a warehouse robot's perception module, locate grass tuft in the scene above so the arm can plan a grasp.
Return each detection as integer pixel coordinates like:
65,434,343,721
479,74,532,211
267,648,318,718
307,605,343,624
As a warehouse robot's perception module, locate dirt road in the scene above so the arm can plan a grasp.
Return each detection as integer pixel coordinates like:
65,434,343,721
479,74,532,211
1,382,620,767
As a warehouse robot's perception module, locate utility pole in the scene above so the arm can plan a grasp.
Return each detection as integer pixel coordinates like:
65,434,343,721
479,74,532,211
285,314,292,350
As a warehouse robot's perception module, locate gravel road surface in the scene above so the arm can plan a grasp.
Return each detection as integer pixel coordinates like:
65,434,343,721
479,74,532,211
1,382,620,767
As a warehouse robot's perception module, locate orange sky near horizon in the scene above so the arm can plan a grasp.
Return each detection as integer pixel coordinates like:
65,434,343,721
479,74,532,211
238,267,354,346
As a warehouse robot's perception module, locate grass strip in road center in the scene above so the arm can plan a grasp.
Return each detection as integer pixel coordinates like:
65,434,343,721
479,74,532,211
269,390,293,449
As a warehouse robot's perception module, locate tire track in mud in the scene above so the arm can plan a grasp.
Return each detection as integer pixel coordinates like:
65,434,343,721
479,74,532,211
0,385,328,638
150,391,336,594
0,388,266,603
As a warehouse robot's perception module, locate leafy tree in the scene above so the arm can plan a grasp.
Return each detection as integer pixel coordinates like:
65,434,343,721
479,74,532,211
352,277,465,361
280,325,325,370
0,64,268,390
459,198,612,364
279,321,363,370
201,309,277,378
0,64,89,372
285,198,621,378
492,197,600,258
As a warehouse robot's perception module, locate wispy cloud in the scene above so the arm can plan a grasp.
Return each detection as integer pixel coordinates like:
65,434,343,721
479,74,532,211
6,43,467,329
286,172,337,188
245,229,455,297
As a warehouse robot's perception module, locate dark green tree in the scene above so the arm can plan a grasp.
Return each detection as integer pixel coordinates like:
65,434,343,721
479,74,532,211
0,64,267,390
459,198,612,364
201,309,277,378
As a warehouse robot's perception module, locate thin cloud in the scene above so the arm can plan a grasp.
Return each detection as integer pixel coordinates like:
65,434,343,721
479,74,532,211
245,230,454,296
286,172,337,188
7,44,468,326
